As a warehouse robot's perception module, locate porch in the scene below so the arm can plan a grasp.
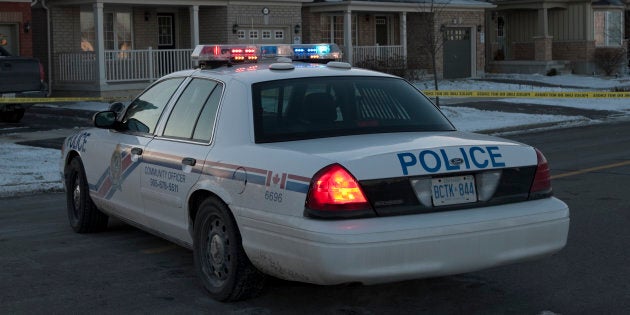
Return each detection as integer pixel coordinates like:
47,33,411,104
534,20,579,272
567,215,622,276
53,45,405,96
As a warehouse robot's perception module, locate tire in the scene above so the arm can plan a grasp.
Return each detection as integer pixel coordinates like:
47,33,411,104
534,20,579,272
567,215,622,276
65,157,109,233
1,107,25,123
193,197,266,302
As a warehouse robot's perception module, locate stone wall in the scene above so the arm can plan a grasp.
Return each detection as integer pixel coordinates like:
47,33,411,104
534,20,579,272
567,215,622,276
512,42,534,60
553,40,595,61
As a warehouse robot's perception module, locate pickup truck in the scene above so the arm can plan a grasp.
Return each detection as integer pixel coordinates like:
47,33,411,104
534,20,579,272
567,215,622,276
0,46,48,123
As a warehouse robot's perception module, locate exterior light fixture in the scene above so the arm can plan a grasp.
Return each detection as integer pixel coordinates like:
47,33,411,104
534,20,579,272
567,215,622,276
233,24,239,34
294,24,301,34
23,21,31,33
144,11,150,22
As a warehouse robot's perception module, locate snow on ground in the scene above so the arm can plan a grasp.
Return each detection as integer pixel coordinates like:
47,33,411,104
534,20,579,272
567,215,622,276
2,74,630,197
0,143,62,198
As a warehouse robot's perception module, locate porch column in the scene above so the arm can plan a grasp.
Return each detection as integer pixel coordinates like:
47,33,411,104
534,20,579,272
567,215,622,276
536,7,549,37
534,7,552,61
344,9,353,64
93,2,106,85
400,12,407,66
190,5,199,47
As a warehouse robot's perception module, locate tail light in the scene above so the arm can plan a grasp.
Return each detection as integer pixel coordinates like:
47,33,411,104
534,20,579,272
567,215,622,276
305,164,375,219
529,148,553,199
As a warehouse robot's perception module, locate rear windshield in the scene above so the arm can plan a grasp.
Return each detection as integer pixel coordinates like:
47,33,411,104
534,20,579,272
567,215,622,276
252,76,454,143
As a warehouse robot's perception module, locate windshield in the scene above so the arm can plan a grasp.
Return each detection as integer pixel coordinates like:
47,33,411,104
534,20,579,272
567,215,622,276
252,76,455,143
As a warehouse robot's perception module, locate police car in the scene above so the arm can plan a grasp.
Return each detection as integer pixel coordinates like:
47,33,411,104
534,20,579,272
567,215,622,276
60,43,569,302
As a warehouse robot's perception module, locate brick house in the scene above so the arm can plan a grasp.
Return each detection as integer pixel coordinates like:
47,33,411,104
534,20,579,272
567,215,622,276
302,0,494,79
31,0,494,97
486,0,627,75
0,0,33,57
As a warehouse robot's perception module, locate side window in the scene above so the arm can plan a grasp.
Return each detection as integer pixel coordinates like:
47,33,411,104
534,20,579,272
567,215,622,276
122,78,184,134
192,83,223,142
162,78,223,142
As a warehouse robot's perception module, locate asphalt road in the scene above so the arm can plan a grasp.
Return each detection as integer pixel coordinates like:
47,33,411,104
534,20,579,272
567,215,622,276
1,120,629,314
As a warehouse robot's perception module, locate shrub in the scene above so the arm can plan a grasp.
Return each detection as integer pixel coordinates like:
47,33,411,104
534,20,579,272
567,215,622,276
593,47,627,76
355,54,407,78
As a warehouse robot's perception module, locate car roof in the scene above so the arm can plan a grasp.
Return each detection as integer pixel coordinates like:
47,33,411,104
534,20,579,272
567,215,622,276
163,61,398,84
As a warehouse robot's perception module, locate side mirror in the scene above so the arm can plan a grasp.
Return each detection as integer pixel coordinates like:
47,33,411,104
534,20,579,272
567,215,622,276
93,111,118,129
108,102,126,118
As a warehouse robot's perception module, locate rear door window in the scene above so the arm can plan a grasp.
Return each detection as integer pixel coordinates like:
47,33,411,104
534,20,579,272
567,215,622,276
162,78,223,142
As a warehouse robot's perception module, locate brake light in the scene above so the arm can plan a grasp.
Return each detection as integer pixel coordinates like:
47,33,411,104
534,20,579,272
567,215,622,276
529,148,552,199
305,164,372,217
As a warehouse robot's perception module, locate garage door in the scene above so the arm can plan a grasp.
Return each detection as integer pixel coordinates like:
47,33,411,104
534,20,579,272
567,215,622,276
443,27,471,79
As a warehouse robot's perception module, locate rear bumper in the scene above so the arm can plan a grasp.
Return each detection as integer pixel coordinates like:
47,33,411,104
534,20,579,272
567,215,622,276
237,197,569,285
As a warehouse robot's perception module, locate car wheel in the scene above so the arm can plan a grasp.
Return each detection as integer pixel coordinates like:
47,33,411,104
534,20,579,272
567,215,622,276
65,157,109,233
0,107,25,123
193,197,266,302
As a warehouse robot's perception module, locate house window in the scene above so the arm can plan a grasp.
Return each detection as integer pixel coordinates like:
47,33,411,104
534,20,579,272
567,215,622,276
80,10,132,51
275,30,284,39
80,11,95,51
104,12,132,51
237,30,246,39
249,30,259,40
594,10,623,47
262,30,271,40
321,15,357,46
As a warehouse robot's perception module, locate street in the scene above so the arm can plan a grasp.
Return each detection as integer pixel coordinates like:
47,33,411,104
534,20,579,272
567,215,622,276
1,119,629,314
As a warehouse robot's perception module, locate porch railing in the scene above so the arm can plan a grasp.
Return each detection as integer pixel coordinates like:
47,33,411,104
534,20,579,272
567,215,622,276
56,48,194,84
55,46,406,85
352,45,405,66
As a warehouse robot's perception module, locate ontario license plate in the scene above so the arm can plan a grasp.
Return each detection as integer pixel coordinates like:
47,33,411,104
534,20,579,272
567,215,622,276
431,175,477,206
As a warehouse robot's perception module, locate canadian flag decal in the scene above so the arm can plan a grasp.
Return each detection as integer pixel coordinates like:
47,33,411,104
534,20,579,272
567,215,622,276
266,171,287,189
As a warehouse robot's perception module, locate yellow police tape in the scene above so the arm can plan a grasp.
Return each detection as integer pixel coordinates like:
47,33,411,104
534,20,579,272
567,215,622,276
0,97,105,103
421,90,630,98
3,90,630,103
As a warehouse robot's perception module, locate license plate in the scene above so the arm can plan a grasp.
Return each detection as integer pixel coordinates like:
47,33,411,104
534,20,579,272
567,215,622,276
2,93,16,98
431,175,477,206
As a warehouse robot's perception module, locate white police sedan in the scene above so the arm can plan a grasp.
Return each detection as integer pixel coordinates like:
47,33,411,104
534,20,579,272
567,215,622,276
60,45,569,302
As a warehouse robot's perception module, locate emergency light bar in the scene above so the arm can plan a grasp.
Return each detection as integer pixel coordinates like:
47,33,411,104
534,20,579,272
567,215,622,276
191,44,259,66
191,43,342,67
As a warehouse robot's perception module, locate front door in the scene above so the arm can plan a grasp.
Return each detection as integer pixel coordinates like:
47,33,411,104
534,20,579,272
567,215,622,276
88,77,185,224
376,16,388,45
443,27,472,79
141,78,224,244
157,13,175,49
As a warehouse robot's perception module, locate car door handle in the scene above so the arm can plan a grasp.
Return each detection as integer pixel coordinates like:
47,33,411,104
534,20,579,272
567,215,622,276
182,157,196,166
131,147,143,155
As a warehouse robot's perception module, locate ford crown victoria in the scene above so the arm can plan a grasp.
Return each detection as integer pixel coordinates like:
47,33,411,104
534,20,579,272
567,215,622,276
60,45,569,301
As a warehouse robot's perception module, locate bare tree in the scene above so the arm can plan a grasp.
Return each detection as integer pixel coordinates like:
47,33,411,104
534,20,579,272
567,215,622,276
412,0,450,107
